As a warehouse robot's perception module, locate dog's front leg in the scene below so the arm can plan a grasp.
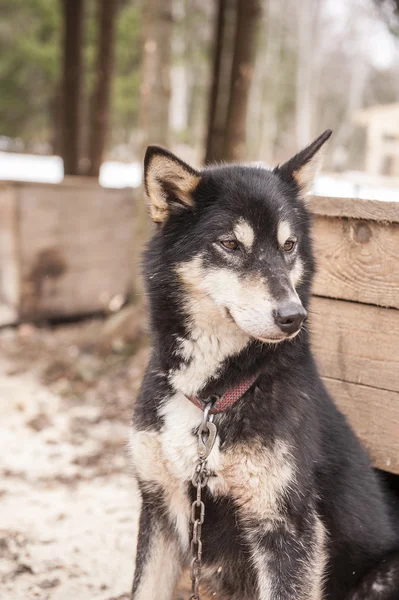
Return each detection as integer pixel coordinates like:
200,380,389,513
132,487,183,600
247,515,327,600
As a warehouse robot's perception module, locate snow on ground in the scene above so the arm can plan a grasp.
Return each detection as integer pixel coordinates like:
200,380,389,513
0,320,143,600
0,318,195,600
0,152,142,189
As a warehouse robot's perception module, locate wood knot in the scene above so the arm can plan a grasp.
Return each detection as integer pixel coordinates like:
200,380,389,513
351,221,372,244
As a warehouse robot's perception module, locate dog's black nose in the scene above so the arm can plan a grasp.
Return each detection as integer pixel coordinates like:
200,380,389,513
274,303,307,335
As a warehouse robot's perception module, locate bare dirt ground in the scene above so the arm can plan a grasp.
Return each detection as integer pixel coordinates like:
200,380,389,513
0,317,149,600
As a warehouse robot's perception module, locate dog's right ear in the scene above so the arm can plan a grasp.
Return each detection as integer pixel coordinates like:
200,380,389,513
274,130,332,199
144,146,200,224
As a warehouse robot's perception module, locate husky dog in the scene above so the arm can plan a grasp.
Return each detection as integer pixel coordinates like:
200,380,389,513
130,131,399,600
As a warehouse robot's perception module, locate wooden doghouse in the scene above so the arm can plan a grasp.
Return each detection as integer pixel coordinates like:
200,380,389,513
309,196,399,475
0,179,134,326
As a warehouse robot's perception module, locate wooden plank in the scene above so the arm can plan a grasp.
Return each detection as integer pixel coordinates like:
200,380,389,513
309,195,399,222
310,297,399,393
0,185,19,325
312,215,399,308
1,178,133,190
322,377,399,475
17,183,134,320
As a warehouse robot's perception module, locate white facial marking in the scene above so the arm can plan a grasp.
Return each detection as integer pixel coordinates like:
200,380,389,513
277,220,292,247
173,257,251,395
233,218,255,250
290,257,304,288
174,254,304,394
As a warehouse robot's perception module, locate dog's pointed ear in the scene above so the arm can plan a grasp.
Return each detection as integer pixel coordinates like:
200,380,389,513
274,130,332,198
144,146,200,224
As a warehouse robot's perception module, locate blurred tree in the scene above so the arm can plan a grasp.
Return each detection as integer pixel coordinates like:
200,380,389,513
374,0,399,35
0,0,61,151
0,0,398,175
110,3,142,153
132,0,173,297
204,0,260,164
295,0,321,147
204,0,234,163
139,0,173,152
86,0,118,177
223,0,261,161
0,0,141,161
169,0,211,158
61,0,84,175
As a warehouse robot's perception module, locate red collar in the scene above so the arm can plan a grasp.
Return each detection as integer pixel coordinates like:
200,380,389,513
187,374,257,414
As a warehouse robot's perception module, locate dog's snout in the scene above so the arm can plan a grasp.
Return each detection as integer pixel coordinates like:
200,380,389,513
274,303,307,335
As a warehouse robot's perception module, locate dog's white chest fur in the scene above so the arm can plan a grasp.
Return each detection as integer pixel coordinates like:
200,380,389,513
131,393,294,551
131,393,220,549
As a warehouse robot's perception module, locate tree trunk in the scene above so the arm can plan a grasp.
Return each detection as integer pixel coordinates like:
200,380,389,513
139,0,173,151
204,0,237,164
61,0,84,175
132,0,173,299
223,0,261,162
204,0,227,164
295,0,321,148
86,0,118,178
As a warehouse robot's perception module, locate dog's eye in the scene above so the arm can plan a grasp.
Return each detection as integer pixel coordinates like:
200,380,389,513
283,239,296,252
220,239,239,251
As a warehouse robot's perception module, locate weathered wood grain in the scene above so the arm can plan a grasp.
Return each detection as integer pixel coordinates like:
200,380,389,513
16,182,134,320
0,185,19,325
312,215,399,308
322,377,399,474
309,195,399,222
310,297,399,393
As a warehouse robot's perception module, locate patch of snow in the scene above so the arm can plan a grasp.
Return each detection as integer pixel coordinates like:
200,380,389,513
0,152,142,188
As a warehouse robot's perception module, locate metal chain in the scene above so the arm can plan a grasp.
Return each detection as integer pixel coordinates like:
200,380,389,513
189,401,218,600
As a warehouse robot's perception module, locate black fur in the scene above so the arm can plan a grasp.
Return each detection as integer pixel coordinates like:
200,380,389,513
132,139,399,599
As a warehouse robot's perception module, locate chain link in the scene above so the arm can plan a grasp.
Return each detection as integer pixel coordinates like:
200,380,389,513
189,401,217,600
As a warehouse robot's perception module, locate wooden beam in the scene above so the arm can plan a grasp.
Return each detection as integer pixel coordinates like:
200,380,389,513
310,297,399,393
309,196,399,223
312,215,399,309
322,377,399,475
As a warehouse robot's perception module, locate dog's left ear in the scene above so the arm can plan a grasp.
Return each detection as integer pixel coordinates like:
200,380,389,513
144,146,200,224
274,130,332,198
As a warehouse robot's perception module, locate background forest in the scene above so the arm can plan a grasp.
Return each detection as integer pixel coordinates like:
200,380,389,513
1,0,399,177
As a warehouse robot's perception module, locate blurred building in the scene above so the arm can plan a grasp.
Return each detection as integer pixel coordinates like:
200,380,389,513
355,103,399,177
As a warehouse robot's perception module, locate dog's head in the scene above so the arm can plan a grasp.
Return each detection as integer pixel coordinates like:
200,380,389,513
144,131,331,344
